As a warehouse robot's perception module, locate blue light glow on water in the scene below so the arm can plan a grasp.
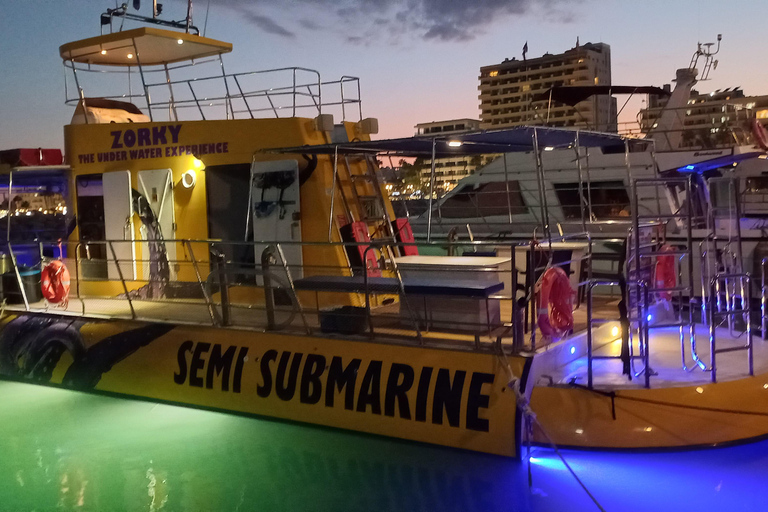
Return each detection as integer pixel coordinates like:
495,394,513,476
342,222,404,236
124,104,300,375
0,380,766,511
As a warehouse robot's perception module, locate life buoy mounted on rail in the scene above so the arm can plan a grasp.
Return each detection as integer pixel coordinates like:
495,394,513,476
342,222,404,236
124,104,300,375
40,260,71,307
536,266,574,338
654,244,676,301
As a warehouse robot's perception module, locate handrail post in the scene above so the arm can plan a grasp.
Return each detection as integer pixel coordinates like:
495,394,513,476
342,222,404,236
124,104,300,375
587,281,594,389
710,277,717,383
214,250,231,326
762,257,767,341
185,240,219,326
108,241,136,319
261,246,276,331
6,243,29,311
275,243,310,334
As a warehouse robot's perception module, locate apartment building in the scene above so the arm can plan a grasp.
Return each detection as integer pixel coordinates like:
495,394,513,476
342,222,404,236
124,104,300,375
479,42,616,132
414,119,483,192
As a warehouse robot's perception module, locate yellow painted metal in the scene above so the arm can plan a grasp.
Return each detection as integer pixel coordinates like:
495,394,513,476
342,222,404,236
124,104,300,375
10,314,523,457
531,376,768,449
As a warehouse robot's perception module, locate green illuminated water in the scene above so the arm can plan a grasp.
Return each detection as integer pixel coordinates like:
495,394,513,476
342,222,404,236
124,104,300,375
2,380,768,511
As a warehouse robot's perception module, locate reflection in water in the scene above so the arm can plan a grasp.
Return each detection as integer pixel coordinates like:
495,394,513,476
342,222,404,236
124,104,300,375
1,381,767,511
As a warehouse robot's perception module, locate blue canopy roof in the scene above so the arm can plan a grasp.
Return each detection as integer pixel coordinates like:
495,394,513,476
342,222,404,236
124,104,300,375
267,126,634,157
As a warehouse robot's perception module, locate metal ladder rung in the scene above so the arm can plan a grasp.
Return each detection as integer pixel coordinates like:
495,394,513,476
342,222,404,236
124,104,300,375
714,345,751,355
647,286,691,293
712,308,750,316
649,322,690,329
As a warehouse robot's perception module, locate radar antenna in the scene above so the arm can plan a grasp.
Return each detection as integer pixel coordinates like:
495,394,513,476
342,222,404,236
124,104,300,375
688,34,722,81
100,1,199,35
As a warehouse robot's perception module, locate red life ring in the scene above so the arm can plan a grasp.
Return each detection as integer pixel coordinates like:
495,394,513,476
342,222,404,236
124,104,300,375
753,119,768,151
40,260,71,305
536,266,574,338
654,244,676,301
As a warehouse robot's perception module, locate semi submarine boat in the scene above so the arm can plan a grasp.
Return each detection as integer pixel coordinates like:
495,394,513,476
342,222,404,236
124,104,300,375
1,3,768,459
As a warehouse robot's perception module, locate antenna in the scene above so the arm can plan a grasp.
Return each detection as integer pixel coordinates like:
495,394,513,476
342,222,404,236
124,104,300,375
100,0,199,34
689,33,722,81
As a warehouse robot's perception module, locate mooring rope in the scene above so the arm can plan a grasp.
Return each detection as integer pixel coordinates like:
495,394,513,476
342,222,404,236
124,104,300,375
495,349,608,512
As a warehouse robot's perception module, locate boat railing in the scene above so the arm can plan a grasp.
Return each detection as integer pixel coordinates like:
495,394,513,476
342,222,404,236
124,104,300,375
65,60,363,122
1,235,600,354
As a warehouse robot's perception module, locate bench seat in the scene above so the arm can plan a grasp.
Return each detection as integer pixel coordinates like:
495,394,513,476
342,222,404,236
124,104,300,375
293,275,504,297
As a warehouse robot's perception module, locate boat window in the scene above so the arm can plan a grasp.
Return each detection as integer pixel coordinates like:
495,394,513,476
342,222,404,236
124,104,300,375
746,177,768,193
554,180,630,219
438,181,527,219
0,171,71,243
75,174,108,278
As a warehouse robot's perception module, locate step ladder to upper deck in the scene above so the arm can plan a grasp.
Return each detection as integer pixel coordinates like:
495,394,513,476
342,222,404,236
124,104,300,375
630,176,699,372
702,176,754,382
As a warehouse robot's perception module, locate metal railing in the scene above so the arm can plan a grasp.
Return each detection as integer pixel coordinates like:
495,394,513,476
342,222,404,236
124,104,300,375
65,59,363,123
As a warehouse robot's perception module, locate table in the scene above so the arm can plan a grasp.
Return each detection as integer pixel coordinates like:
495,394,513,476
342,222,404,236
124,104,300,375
393,255,512,331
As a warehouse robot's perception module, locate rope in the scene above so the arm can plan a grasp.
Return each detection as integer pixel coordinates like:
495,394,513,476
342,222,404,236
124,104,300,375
495,348,608,512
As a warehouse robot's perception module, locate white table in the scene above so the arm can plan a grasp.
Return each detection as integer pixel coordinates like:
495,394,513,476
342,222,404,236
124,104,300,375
393,255,512,331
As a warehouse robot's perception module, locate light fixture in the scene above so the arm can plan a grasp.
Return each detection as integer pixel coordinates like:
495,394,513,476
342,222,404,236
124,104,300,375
647,314,652,322
575,428,584,435
611,326,620,337
447,140,462,147
569,346,576,355
127,53,134,59
192,157,205,170
182,170,197,189
544,146,555,151
695,386,704,394
177,39,184,45
100,49,107,55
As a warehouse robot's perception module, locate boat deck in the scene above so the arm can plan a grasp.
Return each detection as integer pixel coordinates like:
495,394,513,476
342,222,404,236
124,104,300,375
4,287,761,390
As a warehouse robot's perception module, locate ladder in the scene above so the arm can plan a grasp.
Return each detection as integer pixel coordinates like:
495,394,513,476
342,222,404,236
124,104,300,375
703,176,753,381
340,153,396,241
630,176,698,372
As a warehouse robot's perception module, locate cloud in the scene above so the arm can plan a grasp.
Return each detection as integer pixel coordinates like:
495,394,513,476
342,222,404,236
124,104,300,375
201,0,579,42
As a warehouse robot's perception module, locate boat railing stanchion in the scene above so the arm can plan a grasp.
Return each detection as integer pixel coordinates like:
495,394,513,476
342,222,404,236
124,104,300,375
587,280,594,389
186,240,219,326
762,257,767,341
107,240,135,320
261,245,276,331
6,242,29,312
275,242,310,334
213,248,231,326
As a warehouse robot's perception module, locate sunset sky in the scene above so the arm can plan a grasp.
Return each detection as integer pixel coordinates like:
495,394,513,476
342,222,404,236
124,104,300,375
1,0,766,151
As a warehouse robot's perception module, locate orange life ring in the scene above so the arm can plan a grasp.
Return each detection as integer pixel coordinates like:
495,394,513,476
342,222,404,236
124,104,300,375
654,244,676,301
536,266,574,338
40,260,70,305
753,119,768,151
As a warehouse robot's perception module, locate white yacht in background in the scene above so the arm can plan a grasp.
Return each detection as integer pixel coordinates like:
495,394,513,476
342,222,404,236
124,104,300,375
411,36,768,241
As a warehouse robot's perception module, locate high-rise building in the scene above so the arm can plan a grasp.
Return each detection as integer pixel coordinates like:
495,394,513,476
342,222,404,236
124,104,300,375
478,42,616,132
413,119,483,191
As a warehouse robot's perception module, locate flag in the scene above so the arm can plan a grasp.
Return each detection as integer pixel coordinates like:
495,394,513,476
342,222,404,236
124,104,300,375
522,41,528,60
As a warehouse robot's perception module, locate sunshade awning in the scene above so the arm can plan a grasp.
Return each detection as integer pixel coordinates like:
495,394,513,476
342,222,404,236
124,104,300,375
59,27,232,67
532,86,670,106
267,126,633,158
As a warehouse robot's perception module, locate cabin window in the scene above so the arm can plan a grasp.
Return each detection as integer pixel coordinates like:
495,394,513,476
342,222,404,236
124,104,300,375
75,174,108,278
554,180,630,219
746,177,768,193
439,181,527,218
0,171,70,243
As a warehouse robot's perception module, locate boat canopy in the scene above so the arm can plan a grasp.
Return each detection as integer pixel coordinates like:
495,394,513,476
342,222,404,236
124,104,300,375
59,27,232,67
533,86,670,106
268,126,632,157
